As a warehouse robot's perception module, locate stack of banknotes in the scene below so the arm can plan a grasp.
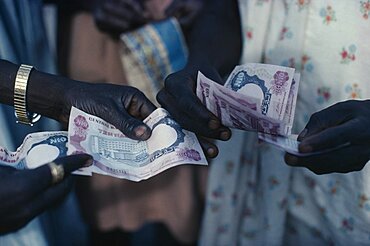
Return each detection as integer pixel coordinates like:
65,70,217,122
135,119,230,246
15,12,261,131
0,107,207,181
197,63,300,136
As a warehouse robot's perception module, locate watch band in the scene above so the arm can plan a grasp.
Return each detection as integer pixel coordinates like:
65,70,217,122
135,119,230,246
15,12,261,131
14,64,41,126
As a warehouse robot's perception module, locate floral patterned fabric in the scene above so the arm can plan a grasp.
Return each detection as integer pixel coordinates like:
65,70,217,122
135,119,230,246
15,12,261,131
200,1,370,245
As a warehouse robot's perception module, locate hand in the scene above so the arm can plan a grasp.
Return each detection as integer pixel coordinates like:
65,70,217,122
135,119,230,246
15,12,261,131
0,154,92,234
165,0,203,28
60,83,156,141
93,0,150,36
285,100,370,174
156,67,231,158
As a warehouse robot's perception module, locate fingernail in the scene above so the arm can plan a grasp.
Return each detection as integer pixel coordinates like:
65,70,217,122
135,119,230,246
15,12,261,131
207,147,216,158
299,143,313,153
135,125,149,138
220,131,231,141
298,129,308,140
84,158,93,167
208,119,220,130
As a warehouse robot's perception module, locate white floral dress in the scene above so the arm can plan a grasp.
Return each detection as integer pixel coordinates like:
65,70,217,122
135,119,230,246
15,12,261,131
200,1,370,245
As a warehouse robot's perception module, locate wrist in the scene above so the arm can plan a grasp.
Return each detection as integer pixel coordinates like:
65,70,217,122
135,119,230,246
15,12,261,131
27,70,77,121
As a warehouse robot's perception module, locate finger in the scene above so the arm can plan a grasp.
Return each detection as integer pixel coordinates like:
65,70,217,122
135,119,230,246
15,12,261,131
94,8,131,34
109,104,152,141
157,90,231,140
298,120,354,152
285,145,370,174
13,154,92,204
163,71,224,128
198,137,219,158
166,2,201,26
103,0,149,24
53,154,93,174
7,177,75,231
159,71,231,139
298,101,354,141
164,0,182,17
126,89,156,120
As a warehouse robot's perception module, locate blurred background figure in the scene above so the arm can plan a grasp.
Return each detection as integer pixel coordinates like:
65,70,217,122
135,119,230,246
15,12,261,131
57,0,206,245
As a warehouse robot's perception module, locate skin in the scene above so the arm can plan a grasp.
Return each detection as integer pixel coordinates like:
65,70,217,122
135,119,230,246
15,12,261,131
156,0,242,157
0,58,157,233
0,59,156,140
285,100,370,174
0,154,93,234
93,0,204,37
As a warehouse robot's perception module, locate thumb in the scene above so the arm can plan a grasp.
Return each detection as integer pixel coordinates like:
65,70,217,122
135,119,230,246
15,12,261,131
53,154,93,174
18,154,92,201
109,105,152,141
298,103,351,141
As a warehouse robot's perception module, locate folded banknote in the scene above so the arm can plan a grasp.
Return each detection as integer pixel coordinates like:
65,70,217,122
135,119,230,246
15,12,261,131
68,107,207,181
0,108,207,182
258,132,351,156
0,131,69,169
196,63,300,136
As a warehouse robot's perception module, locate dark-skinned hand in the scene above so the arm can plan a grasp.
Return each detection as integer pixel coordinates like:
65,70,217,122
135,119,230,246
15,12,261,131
60,83,156,141
285,100,370,174
165,0,203,28
157,67,232,158
93,0,150,36
0,154,92,234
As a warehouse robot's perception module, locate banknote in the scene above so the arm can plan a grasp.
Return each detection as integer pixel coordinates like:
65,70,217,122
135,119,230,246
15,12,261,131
196,72,211,108
224,63,296,121
0,131,69,169
282,73,300,134
258,133,351,156
196,63,300,136
209,80,285,135
68,107,207,181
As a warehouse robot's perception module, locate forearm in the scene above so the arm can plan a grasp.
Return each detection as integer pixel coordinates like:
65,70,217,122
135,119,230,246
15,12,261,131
185,0,242,77
0,59,78,120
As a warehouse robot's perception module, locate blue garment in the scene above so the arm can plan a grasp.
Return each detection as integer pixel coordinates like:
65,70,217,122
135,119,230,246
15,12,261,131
0,1,87,245
0,0,59,150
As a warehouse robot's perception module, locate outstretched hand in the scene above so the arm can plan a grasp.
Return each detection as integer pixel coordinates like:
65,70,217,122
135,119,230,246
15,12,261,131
0,154,92,234
285,100,370,174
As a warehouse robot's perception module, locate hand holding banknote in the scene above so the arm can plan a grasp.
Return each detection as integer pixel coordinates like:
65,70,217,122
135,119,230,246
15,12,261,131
157,67,231,158
68,107,207,181
0,154,92,234
61,83,156,141
285,100,370,174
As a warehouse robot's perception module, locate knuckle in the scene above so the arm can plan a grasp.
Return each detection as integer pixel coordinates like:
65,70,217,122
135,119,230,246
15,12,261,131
119,117,137,134
131,89,146,100
309,112,324,127
164,73,177,89
156,90,166,105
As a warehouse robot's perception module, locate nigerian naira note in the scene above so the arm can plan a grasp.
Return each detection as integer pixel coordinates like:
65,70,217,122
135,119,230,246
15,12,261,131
68,107,207,181
196,63,301,136
224,63,295,121
0,131,69,170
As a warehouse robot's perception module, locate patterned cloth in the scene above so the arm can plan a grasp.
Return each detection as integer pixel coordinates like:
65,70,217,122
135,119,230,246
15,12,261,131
200,1,370,245
121,18,188,104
